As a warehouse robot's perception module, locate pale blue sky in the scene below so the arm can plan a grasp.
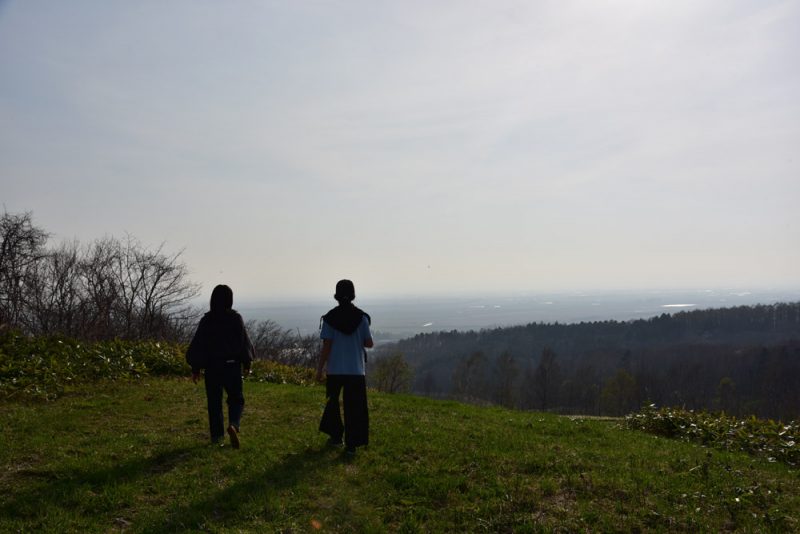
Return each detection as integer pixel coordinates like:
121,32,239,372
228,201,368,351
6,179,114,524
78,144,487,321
2,1,798,299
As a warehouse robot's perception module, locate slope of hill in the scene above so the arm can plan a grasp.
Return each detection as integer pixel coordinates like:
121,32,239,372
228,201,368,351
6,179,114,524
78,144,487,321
1,379,798,532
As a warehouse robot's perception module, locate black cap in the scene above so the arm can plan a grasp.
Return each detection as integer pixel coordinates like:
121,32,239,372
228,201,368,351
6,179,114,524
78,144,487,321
334,279,355,302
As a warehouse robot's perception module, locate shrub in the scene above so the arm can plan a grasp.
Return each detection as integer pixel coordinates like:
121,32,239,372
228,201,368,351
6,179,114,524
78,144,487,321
248,359,316,386
625,404,798,467
0,330,187,401
0,330,318,401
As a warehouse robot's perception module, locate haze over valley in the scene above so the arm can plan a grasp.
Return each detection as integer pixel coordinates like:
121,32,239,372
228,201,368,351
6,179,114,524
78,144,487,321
239,287,800,340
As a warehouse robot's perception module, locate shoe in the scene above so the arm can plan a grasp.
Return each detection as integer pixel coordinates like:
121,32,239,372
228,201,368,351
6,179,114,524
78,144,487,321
227,425,240,449
211,435,225,446
326,437,344,447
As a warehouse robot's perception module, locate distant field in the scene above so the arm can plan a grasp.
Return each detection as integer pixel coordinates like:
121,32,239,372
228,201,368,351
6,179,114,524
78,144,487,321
1,379,798,532
237,288,800,338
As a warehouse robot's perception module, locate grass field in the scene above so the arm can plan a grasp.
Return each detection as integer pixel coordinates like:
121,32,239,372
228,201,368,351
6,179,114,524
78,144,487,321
1,378,798,532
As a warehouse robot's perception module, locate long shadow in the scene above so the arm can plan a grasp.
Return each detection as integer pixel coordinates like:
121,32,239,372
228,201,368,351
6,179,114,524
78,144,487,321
1,443,203,523
140,445,337,532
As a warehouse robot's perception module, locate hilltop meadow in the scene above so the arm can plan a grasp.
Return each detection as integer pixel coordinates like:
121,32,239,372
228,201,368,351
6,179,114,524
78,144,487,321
1,374,799,532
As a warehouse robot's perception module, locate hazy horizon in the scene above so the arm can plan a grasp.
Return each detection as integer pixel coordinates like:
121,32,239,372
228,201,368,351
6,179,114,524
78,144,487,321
232,286,800,339
232,284,800,306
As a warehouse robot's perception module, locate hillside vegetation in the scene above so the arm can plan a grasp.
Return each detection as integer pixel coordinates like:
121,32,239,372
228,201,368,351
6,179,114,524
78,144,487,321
1,378,799,532
0,330,313,401
385,303,800,420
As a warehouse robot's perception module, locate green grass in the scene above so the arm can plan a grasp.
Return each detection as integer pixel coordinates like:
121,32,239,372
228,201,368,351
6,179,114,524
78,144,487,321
1,379,799,533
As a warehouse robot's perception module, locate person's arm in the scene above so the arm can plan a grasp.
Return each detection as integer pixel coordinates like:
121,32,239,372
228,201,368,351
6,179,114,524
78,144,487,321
317,319,335,382
240,315,254,375
362,315,374,348
316,339,332,382
186,319,206,383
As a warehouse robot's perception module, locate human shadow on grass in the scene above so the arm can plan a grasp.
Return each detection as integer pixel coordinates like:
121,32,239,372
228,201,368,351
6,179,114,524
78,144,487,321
141,445,341,532
0,443,204,523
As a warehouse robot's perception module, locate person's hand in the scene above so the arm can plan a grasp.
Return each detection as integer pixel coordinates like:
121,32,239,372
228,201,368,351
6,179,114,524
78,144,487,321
243,367,252,377
191,371,201,384
315,368,325,383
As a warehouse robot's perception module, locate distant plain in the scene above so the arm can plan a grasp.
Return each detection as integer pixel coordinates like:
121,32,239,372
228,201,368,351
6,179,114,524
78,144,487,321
237,288,800,341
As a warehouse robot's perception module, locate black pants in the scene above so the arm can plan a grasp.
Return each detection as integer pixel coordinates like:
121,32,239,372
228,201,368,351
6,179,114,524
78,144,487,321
204,363,244,441
319,374,369,448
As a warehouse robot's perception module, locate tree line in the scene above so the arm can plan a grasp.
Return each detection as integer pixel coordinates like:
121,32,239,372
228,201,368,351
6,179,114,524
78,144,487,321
0,211,200,340
0,211,317,364
378,303,800,420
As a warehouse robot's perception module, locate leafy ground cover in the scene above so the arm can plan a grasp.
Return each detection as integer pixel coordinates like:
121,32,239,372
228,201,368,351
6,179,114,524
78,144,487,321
1,379,798,532
0,330,312,401
625,405,798,467
0,331,184,400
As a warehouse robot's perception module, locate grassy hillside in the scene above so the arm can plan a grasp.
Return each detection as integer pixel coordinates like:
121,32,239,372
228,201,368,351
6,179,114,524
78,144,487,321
1,379,798,533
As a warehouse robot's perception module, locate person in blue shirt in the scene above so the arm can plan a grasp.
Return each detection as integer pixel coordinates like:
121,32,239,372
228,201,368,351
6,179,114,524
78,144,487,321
316,279,373,455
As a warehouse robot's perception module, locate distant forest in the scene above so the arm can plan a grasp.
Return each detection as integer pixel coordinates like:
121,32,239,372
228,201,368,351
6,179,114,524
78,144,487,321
377,303,800,421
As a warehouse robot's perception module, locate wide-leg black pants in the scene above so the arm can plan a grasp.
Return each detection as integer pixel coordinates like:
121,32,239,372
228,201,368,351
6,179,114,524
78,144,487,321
319,374,369,448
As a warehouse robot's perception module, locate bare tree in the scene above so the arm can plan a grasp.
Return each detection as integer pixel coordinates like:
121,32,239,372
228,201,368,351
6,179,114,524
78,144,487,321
22,240,83,336
599,369,638,416
530,347,561,411
292,331,321,368
420,370,438,396
492,351,518,408
1,210,209,342
2,213,200,340
131,240,200,339
248,319,319,367
107,235,200,340
249,319,295,359
80,237,122,339
371,352,413,393
451,351,489,402
0,211,48,327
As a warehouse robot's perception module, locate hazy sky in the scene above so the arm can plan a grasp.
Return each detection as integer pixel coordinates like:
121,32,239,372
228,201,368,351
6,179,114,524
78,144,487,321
2,1,798,300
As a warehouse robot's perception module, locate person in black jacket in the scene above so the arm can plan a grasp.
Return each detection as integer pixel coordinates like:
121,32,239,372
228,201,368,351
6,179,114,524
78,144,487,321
186,284,254,448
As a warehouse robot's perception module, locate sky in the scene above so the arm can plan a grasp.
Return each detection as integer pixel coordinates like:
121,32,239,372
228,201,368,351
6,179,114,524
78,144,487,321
1,1,799,301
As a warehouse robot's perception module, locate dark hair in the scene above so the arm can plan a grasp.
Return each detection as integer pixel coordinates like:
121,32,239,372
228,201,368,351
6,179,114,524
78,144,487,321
210,284,233,313
334,279,355,303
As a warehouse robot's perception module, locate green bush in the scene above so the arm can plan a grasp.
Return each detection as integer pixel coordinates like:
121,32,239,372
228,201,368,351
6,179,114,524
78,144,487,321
248,359,315,386
0,330,317,401
625,404,798,467
0,330,187,401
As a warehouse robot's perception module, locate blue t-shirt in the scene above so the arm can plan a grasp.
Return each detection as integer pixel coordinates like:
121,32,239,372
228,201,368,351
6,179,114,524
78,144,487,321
321,315,372,376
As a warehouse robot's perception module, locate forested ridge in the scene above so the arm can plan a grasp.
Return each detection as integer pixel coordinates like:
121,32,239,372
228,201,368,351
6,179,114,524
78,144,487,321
380,303,800,420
